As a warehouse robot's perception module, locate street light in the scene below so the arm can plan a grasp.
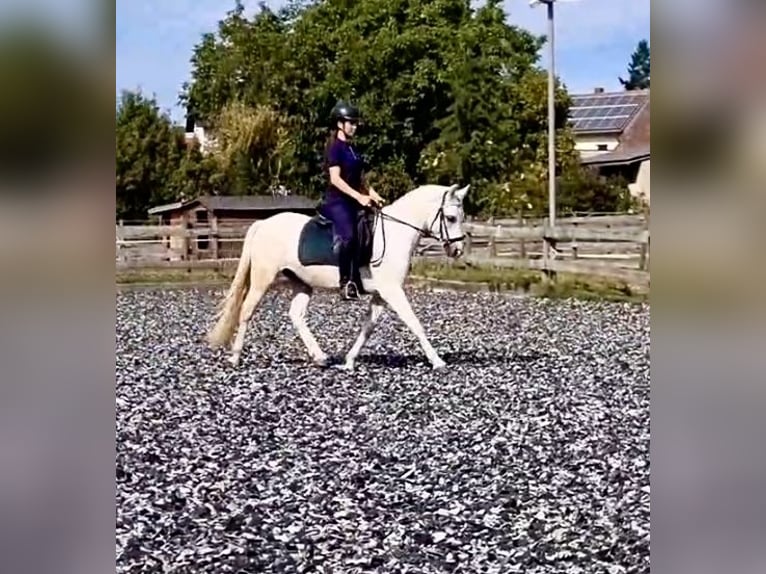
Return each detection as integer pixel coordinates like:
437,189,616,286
529,0,577,228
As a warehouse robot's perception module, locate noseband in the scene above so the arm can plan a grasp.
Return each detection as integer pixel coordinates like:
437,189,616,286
428,191,466,247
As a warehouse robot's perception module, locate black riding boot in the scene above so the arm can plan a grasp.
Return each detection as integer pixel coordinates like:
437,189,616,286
337,241,360,300
349,240,367,295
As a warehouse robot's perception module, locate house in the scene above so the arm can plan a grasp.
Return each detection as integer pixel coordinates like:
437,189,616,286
568,87,650,204
183,109,216,154
147,194,318,259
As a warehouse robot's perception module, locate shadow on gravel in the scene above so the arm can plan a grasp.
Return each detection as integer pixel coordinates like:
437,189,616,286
356,349,547,368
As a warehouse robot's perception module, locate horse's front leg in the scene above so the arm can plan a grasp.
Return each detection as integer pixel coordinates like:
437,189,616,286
377,285,446,370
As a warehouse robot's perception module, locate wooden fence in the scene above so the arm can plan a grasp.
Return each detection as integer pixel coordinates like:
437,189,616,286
116,213,649,287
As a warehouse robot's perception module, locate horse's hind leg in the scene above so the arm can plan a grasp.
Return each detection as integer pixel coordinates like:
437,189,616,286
229,267,275,366
288,280,329,366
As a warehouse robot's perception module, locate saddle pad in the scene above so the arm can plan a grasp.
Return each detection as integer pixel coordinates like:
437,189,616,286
297,212,375,268
297,215,339,267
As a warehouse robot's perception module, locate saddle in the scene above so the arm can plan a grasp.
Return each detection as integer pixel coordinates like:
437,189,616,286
298,210,375,268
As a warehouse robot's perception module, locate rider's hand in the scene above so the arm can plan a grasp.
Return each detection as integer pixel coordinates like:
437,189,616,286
369,188,385,205
356,193,374,207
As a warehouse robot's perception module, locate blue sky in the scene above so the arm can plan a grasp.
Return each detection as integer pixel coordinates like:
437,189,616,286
116,0,650,124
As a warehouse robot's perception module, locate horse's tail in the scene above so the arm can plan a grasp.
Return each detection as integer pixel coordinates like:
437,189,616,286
206,221,259,348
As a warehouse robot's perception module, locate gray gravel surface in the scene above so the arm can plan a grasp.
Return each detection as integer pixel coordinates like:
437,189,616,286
116,285,650,574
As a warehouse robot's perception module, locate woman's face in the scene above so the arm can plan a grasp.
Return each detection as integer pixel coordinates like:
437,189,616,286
338,119,358,138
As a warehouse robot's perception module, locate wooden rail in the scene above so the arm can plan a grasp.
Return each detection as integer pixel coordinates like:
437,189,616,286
116,213,649,286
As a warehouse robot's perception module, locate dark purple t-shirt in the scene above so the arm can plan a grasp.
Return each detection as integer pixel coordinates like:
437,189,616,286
325,138,364,203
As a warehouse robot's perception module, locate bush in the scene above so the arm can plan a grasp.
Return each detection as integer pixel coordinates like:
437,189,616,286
557,168,637,215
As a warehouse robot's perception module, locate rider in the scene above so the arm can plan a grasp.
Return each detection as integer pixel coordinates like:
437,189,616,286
319,100,384,300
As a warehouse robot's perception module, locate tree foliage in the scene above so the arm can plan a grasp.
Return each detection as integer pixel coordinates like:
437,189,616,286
117,0,632,219
207,101,297,195
115,90,214,221
620,39,650,91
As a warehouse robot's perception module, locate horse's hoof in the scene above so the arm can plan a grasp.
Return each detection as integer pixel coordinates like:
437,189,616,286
431,359,447,370
334,362,355,372
313,355,330,367
228,356,240,367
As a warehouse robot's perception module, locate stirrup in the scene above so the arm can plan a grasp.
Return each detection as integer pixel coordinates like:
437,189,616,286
353,276,367,295
341,281,360,300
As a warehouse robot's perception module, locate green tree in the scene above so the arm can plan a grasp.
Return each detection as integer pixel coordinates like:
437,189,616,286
620,39,650,90
116,89,211,220
180,0,626,215
207,100,298,195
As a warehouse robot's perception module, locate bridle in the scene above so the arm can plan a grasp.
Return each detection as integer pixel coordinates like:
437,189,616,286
369,189,465,266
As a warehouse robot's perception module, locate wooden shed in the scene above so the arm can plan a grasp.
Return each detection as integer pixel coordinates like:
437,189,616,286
147,194,318,259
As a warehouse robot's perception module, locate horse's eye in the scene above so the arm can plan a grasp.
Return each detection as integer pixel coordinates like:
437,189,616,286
446,216,457,223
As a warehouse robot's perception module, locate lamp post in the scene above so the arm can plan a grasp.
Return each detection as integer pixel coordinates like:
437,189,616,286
529,0,560,228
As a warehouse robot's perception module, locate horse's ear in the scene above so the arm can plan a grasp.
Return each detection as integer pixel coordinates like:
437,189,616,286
454,184,470,201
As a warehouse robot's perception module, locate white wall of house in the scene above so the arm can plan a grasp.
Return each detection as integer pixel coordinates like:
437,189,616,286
574,134,620,158
185,125,217,154
628,160,650,205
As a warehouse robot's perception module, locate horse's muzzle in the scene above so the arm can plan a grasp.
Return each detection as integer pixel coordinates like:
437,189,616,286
445,241,464,258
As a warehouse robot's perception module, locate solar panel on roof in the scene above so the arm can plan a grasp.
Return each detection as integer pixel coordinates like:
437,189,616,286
584,106,601,118
567,91,646,132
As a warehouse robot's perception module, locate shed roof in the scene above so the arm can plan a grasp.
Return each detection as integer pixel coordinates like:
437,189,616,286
580,144,650,167
147,200,185,215
148,194,317,215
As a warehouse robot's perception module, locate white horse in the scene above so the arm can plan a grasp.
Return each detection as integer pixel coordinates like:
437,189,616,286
206,183,470,370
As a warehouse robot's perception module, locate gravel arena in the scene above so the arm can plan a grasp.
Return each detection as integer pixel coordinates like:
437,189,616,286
116,284,650,574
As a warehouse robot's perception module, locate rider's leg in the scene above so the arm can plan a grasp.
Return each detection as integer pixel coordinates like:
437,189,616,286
350,209,368,294
338,239,357,296
321,200,359,299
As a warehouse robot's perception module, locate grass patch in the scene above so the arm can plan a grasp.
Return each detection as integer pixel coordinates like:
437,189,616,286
534,274,643,303
410,260,542,292
116,261,648,303
116,268,234,285
410,260,647,303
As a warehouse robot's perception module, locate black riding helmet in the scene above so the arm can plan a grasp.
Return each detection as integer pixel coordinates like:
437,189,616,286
331,100,361,125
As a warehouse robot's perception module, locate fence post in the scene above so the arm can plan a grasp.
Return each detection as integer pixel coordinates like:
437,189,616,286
180,214,189,261
488,233,497,258
542,217,557,283
464,232,472,257
117,220,124,263
640,206,650,271
518,208,526,259
639,239,648,271
571,222,579,260
211,215,219,260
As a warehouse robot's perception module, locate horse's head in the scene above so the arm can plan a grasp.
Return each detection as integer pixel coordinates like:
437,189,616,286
426,183,470,258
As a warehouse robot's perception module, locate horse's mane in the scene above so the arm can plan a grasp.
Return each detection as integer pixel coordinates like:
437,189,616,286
383,184,451,215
